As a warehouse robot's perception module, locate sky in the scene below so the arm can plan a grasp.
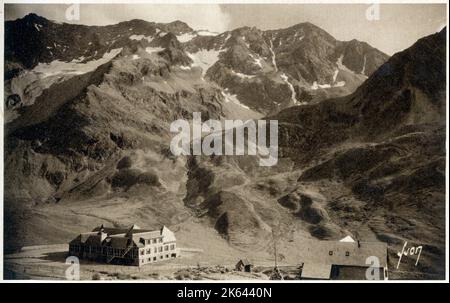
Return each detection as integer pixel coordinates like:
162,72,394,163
4,3,447,55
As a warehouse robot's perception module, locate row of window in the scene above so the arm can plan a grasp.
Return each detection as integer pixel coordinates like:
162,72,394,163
70,245,139,258
143,238,163,245
140,244,175,255
329,251,351,256
141,253,176,263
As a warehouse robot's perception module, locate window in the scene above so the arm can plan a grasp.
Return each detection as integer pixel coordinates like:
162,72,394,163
329,251,333,256
170,244,175,250
154,247,157,253
158,247,163,252
164,245,169,251
153,239,157,244
146,249,151,254
166,254,169,258
140,250,145,256
345,251,350,257
159,238,163,243
160,255,163,259
153,257,157,261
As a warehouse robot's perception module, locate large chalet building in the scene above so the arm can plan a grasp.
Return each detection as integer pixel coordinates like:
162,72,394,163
69,224,177,266
299,236,389,280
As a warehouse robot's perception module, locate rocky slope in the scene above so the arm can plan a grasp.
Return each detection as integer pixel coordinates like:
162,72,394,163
184,22,388,114
280,28,447,277
181,28,446,279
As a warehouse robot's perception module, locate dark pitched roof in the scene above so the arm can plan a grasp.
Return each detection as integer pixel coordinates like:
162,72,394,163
109,236,130,249
237,258,252,266
84,234,103,246
71,224,171,248
91,226,152,235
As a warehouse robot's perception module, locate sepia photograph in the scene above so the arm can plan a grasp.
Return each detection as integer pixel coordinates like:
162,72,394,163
0,0,448,284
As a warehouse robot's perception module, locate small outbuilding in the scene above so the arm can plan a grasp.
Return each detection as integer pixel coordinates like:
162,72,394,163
235,258,253,272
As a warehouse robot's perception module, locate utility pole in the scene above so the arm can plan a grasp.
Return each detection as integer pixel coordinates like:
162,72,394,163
272,229,277,269
271,227,283,280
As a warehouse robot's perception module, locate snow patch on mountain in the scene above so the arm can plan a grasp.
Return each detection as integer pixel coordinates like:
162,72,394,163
311,80,346,90
221,91,250,109
232,70,256,79
179,65,191,70
361,55,367,75
333,81,346,87
269,39,278,72
6,48,122,120
249,54,263,68
36,48,121,77
281,73,299,104
187,49,221,76
223,33,231,42
332,69,339,83
336,54,352,72
71,56,85,63
177,33,197,43
145,47,164,54
129,34,153,43
197,30,219,37
293,32,305,41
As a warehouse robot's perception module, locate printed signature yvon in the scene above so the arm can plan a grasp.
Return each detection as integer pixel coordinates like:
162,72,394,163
396,241,423,269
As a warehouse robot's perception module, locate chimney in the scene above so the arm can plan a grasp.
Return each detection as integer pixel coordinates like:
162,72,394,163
97,224,105,235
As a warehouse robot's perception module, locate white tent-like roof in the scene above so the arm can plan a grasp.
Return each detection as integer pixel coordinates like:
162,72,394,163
339,235,356,243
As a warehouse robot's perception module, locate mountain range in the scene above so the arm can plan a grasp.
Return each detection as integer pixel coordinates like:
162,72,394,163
5,13,388,116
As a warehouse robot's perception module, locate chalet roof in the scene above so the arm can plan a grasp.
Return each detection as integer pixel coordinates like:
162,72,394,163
136,230,162,240
301,263,332,279
80,232,97,242
237,258,252,266
84,234,103,246
303,240,388,268
92,226,152,235
110,237,130,249
71,224,174,248
69,235,82,245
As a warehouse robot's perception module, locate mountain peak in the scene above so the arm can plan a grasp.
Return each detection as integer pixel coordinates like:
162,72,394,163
158,20,193,34
20,13,49,24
